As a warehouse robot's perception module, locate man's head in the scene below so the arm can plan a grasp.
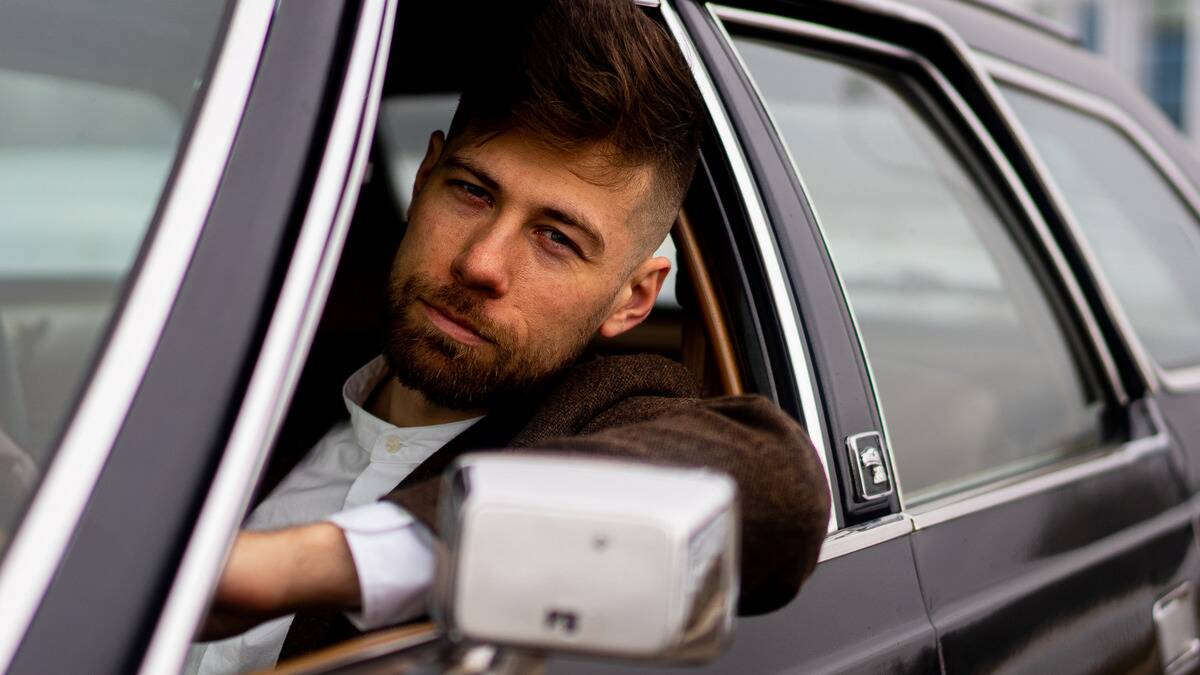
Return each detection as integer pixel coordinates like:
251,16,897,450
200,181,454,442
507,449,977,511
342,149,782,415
385,0,702,410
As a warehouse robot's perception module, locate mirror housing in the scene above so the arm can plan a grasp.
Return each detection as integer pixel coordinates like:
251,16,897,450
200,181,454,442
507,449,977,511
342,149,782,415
433,453,738,663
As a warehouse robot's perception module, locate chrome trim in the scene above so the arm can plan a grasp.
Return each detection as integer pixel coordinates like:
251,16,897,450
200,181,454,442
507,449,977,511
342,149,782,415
711,4,1132,514
956,0,1079,44
924,501,1191,624
710,5,1126,410
845,431,894,501
659,0,837,531
136,2,395,672
818,514,912,562
0,3,273,670
1155,582,1200,675
983,54,1200,394
706,6,910,504
910,427,1170,530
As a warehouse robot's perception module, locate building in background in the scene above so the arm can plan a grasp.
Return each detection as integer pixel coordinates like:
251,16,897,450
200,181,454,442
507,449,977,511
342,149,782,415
1007,0,1200,135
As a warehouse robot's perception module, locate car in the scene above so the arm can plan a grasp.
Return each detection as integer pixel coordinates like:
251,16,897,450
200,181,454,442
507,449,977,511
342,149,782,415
3,0,1200,673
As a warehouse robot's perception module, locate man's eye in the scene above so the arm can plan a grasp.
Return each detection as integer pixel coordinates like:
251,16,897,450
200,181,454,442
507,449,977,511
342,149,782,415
537,228,580,256
452,180,492,205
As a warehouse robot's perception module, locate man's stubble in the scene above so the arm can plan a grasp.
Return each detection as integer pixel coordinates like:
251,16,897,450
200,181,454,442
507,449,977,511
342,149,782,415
384,272,611,410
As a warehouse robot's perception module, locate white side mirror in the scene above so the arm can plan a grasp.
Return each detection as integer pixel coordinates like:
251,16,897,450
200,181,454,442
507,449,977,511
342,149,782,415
434,453,738,663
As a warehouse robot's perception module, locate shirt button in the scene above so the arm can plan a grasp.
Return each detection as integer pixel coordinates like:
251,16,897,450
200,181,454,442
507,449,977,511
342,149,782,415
385,436,402,453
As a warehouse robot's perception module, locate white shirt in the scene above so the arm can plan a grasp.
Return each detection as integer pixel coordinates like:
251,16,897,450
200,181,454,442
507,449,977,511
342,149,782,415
188,356,481,675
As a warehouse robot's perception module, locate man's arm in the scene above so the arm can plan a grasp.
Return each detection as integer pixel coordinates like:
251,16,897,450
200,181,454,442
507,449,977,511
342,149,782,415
202,504,435,641
206,377,829,631
389,393,831,615
201,522,359,641
548,395,830,615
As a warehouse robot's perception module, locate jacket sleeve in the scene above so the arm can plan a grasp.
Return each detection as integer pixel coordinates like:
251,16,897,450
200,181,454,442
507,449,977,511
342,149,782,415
386,352,830,616
521,393,831,615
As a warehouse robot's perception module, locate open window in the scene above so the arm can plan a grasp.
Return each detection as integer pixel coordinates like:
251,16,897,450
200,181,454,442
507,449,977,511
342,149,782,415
254,2,807,508
219,2,796,672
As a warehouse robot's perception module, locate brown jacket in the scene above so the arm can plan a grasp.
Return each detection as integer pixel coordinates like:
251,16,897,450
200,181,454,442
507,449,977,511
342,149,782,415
281,353,830,658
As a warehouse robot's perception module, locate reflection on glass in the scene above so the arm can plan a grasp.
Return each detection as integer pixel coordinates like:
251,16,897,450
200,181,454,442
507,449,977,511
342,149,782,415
733,37,1101,502
1004,86,1200,371
0,3,230,557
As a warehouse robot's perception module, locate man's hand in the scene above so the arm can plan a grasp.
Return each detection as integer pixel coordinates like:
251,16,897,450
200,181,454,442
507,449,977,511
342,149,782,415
200,523,361,641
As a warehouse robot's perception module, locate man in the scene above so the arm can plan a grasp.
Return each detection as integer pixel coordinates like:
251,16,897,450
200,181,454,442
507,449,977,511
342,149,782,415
191,1,830,672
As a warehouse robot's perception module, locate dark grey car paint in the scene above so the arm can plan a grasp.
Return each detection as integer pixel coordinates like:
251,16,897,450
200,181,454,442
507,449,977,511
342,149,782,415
549,1,1200,674
7,2,363,672
11,0,1200,673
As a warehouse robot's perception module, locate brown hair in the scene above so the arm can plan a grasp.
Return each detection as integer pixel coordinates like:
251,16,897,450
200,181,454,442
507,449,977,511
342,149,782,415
447,0,702,242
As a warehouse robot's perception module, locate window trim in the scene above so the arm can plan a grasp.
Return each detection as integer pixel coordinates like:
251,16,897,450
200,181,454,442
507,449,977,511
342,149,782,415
134,1,395,672
660,0,837,531
700,1,1171,552
0,2,273,670
712,4,1125,505
985,54,1200,394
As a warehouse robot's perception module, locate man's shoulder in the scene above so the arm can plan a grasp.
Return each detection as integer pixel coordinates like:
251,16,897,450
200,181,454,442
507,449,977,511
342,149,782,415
511,353,701,446
557,352,701,399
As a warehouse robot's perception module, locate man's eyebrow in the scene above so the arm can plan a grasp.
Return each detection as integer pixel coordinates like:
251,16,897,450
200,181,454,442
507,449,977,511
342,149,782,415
541,206,605,255
444,154,501,191
446,154,606,255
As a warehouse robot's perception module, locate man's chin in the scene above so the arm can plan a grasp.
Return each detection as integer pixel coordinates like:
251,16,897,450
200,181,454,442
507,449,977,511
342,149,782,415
384,335,574,412
387,341,492,410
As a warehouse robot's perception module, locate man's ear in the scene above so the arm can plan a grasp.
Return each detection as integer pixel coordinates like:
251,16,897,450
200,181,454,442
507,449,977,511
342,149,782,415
598,256,672,339
411,130,446,202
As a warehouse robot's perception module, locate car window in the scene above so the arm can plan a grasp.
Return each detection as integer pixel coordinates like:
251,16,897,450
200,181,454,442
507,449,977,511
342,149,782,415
729,36,1103,503
0,4,228,555
1002,85,1200,372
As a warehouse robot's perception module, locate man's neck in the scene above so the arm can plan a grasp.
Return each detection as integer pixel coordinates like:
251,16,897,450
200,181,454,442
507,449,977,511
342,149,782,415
367,376,488,428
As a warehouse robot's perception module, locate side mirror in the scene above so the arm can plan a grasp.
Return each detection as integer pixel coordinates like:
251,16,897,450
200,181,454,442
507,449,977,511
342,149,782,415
433,453,739,664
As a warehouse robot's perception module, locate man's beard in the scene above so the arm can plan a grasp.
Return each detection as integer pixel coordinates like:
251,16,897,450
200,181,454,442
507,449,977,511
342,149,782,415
384,273,604,410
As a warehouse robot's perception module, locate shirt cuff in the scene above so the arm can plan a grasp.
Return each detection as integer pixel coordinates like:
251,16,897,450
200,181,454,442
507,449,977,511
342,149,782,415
327,501,435,631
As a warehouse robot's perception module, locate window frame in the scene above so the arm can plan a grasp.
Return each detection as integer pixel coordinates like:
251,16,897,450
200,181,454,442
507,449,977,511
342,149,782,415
0,1,266,670
131,1,396,673
660,0,838,531
985,54,1200,395
708,3,1141,536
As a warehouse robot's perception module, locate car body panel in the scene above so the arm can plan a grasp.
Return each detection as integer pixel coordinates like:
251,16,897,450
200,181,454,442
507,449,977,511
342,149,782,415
7,0,1200,673
6,1,366,673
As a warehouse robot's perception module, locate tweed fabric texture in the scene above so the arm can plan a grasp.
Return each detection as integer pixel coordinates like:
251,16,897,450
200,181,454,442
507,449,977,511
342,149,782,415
280,354,829,660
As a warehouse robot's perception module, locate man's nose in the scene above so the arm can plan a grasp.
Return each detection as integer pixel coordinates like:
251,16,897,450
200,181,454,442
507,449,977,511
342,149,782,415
451,223,512,298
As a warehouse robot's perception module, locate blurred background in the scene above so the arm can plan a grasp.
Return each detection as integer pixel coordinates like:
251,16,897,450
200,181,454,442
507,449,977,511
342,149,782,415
1008,0,1200,135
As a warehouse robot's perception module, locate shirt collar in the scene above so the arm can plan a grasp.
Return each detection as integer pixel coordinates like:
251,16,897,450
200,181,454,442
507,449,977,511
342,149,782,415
341,356,482,463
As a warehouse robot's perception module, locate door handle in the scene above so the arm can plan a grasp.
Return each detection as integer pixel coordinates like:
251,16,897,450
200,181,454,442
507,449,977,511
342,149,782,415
1154,582,1200,674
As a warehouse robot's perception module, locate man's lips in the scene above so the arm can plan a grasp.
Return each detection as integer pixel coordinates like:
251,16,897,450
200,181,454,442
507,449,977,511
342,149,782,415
421,300,489,346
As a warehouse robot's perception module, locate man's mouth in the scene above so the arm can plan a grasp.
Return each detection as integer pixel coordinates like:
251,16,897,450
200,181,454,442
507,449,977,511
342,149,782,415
420,300,489,346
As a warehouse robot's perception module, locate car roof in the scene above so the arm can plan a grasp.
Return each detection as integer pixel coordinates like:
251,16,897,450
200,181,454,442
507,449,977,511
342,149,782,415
895,0,1200,191
947,0,1079,45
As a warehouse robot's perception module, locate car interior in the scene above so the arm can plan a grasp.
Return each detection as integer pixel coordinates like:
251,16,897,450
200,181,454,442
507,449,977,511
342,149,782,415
257,2,753,508
251,9,763,669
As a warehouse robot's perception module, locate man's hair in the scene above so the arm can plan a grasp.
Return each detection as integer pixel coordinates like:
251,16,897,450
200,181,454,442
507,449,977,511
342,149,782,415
447,0,703,248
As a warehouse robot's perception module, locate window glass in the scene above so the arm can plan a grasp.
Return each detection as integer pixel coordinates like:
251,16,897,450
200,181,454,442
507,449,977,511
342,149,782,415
0,3,230,556
1002,85,1200,371
731,36,1102,503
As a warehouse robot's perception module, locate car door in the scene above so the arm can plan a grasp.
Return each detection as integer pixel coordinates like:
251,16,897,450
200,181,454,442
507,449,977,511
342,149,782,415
704,1,1198,673
0,2,257,672
986,53,1200,502
985,52,1200,675
0,1,393,673
545,2,939,674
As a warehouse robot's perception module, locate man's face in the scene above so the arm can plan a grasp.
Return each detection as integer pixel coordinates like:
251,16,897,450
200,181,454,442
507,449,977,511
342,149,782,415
385,128,669,410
